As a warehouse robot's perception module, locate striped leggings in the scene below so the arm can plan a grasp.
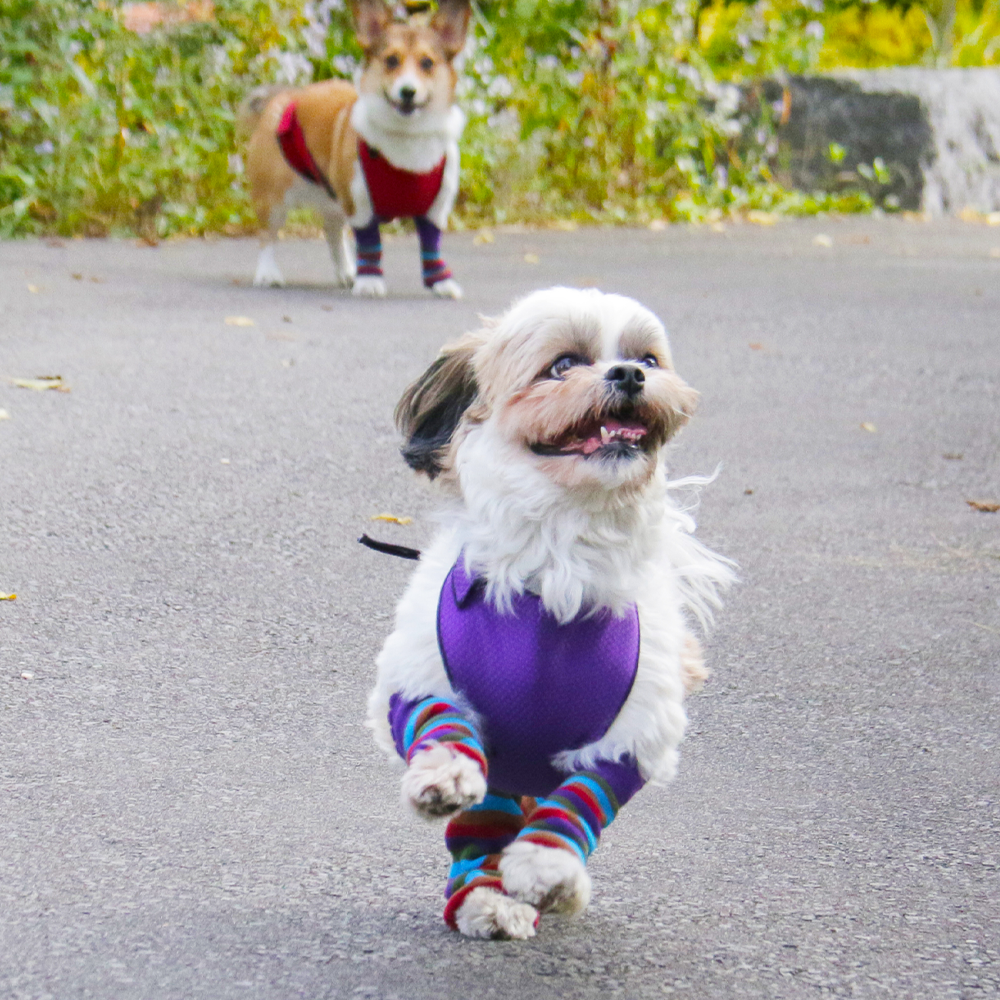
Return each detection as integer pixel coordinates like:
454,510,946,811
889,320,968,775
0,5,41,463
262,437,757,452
390,694,643,928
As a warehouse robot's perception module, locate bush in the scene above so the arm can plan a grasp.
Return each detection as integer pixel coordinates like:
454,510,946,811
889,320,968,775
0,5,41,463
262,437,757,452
0,0,912,238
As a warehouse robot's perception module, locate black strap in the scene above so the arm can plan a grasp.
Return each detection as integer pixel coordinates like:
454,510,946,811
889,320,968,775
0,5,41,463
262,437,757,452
358,533,421,561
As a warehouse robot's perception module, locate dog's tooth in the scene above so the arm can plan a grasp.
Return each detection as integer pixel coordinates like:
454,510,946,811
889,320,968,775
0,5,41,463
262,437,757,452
600,426,610,444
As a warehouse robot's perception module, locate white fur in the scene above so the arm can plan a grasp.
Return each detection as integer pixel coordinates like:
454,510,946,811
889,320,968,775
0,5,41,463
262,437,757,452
431,276,463,299
368,288,735,795
352,274,387,298
253,243,285,287
400,742,487,818
499,841,592,915
453,887,537,940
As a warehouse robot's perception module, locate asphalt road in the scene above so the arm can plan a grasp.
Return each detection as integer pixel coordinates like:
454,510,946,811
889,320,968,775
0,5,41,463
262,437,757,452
1,218,998,1000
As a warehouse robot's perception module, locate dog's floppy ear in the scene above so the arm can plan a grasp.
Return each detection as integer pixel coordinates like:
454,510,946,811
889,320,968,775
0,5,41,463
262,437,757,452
352,0,391,51
395,332,483,479
430,0,471,59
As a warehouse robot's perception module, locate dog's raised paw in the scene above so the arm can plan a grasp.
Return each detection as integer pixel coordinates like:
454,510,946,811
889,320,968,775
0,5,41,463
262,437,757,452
401,742,487,819
499,840,592,915
430,278,463,300
352,275,387,298
454,887,538,940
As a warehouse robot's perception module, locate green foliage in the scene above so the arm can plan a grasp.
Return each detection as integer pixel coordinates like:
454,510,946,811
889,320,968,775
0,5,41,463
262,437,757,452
18,0,1000,238
0,0,305,238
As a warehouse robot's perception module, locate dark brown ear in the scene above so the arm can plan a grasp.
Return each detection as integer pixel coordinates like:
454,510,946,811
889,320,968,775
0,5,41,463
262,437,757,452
395,333,483,478
430,0,471,58
352,0,391,51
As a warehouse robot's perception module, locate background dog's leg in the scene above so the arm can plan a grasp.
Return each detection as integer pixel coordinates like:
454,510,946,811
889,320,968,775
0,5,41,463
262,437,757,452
351,218,386,297
323,214,355,289
499,761,645,915
253,208,286,287
415,217,462,299
443,791,538,939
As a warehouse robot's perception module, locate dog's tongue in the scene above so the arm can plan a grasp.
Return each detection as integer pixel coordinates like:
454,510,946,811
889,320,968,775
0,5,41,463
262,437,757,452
576,418,647,455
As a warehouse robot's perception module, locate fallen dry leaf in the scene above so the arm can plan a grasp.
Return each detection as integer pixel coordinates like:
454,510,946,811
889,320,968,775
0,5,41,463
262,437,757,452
988,212,1000,226
967,499,1000,513
860,422,877,433
225,316,255,327
524,253,540,264
648,219,667,232
371,514,413,525
27,284,40,293
943,452,964,460
747,210,777,226
0,593,16,601
749,342,764,351
71,273,83,280
812,234,833,248
9,376,70,392
473,229,495,245
0,409,9,420
990,248,1000,259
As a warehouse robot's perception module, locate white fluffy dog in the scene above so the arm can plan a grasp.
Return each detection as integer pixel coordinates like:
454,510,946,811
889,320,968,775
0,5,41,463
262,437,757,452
368,287,734,939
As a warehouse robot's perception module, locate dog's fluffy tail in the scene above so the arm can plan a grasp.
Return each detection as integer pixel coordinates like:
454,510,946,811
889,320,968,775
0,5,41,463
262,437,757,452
237,84,291,135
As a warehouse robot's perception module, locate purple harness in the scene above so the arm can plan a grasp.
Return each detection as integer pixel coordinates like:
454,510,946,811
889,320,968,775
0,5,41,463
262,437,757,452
436,559,640,796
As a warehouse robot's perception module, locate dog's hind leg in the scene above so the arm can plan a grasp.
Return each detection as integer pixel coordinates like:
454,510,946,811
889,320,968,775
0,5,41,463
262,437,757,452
444,792,539,940
323,212,355,289
254,207,287,288
415,217,462,299
500,760,645,916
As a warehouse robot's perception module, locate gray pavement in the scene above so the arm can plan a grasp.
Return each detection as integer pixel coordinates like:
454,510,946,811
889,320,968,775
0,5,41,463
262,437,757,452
1,218,998,999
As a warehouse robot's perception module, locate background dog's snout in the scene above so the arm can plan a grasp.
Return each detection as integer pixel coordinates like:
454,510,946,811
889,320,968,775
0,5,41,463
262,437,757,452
605,364,645,397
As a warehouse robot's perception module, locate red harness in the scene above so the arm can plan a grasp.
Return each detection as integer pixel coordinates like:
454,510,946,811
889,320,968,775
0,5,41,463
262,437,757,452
358,140,445,220
275,101,446,220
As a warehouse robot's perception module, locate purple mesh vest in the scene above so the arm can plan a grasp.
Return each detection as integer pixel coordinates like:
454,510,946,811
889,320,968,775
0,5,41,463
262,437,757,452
436,558,640,796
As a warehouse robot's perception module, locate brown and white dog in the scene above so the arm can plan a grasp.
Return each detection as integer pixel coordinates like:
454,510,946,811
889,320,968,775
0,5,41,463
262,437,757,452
241,0,470,298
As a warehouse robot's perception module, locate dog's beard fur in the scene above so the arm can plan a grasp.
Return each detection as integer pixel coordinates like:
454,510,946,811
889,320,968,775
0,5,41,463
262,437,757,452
397,287,733,624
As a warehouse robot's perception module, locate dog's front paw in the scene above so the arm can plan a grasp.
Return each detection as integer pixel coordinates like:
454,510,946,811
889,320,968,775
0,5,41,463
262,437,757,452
253,255,285,288
401,742,486,819
352,275,387,298
430,277,463,300
454,887,538,940
500,840,592,916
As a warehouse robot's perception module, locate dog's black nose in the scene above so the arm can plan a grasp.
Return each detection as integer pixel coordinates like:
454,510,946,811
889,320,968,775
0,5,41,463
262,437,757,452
399,85,416,104
605,364,645,397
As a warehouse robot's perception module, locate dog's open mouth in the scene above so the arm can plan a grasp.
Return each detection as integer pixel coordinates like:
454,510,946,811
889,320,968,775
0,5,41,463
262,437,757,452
530,414,650,458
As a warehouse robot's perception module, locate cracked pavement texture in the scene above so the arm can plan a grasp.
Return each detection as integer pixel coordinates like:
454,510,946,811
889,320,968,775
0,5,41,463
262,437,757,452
1,219,998,999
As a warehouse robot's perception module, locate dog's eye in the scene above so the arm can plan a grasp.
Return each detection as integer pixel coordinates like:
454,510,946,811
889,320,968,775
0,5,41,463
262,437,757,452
549,354,585,379
420,56,435,72
385,53,400,70
639,354,659,368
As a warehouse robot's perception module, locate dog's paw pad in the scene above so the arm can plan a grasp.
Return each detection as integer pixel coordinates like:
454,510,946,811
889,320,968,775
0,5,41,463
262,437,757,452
352,275,387,298
430,278,463,300
454,887,538,940
500,840,592,915
401,742,487,819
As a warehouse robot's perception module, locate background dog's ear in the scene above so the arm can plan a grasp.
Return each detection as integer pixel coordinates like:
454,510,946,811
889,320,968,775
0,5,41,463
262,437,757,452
395,334,483,479
352,0,391,51
430,0,471,58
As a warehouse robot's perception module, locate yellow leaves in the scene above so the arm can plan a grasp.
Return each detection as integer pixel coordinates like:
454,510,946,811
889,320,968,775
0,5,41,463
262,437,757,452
0,593,15,601
225,316,255,327
747,210,777,226
27,284,40,293
524,253,540,264
9,376,70,392
371,514,413,525
0,409,9,421
967,499,1000,513
473,229,494,245
860,422,877,433
813,233,834,247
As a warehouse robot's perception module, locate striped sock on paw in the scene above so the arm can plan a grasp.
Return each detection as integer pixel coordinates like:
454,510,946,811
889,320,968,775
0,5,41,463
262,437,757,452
415,216,452,287
353,220,383,278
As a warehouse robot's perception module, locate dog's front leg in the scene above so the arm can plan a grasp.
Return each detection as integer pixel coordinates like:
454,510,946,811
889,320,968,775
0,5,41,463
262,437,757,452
415,217,462,299
351,219,387,297
391,695,488,818
499,758,646,916
323,215,355,289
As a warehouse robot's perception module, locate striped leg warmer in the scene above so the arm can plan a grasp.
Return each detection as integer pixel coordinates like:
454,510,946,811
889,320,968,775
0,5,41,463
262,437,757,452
353,219,383,278
415,216,453,288
514,759,646,864
443,791,529,929
388,693,488,776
